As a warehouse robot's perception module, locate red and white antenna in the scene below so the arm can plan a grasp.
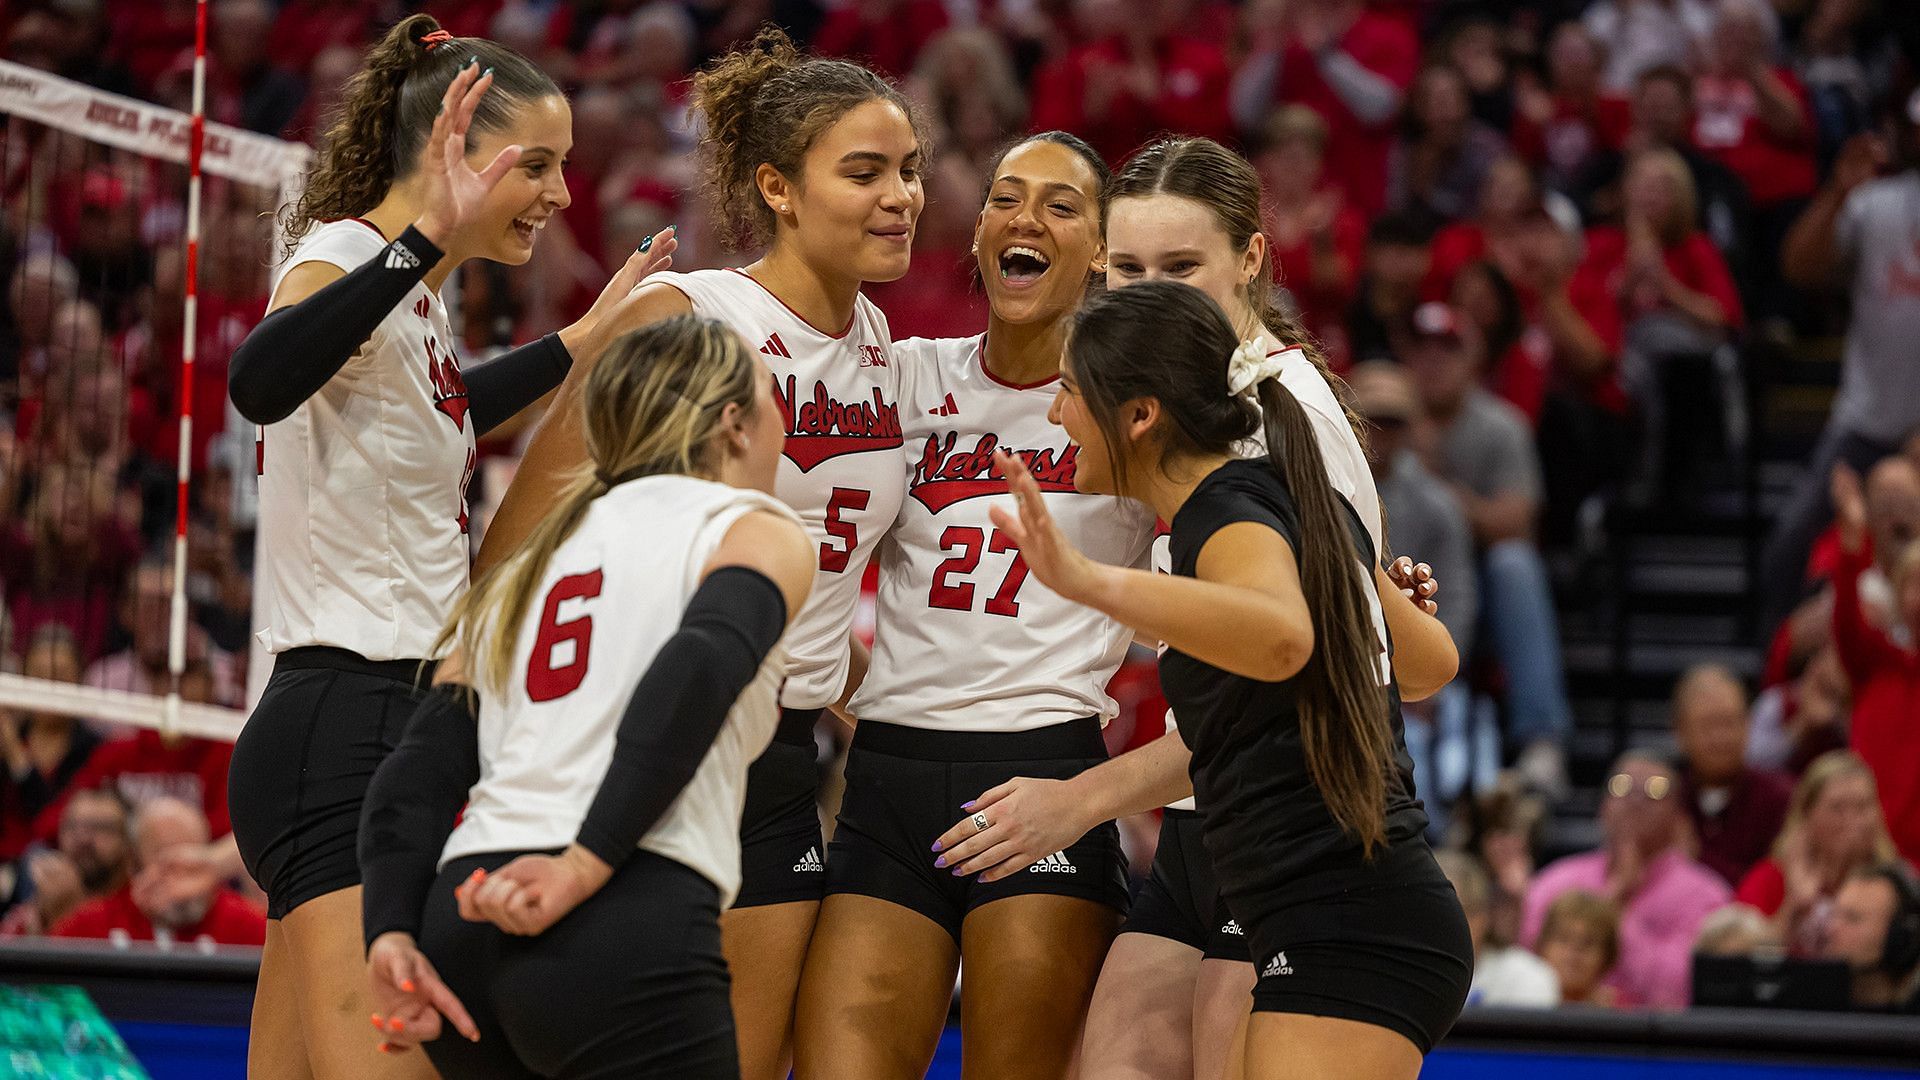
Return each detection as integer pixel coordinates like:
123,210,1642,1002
166,0,209,737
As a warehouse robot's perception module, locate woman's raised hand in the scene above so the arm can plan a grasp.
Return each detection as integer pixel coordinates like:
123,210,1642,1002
414,62,524,248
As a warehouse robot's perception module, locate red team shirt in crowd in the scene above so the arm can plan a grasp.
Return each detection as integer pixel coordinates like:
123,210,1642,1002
1263,11,1420,216
642,268,906,711
51,886,266,948
1692,70,1819,210
1029,35,1235,168
1509,93,1633,182
852,335,1157,732
32,730,234,843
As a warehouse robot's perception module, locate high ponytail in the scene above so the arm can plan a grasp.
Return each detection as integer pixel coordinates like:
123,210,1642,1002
1254,376,1393,853
279,14,558,258
691,25,925,251
1068,281,1393,854
1107,137,1369,456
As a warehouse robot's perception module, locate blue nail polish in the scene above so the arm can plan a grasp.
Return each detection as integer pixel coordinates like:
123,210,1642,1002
483,66,494,77
638,234,653,254
934,857,947,869
466,55,477,67
930,840,942,853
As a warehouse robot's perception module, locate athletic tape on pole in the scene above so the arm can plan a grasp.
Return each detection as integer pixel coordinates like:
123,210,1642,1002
0,59,310,190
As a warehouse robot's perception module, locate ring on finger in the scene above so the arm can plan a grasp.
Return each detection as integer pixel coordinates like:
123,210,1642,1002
971,811,991,833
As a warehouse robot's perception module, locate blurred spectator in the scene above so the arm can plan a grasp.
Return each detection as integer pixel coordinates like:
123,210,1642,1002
32,661,235,843
1820,864,1920,1012
1511,22,1631,198
1351,361,1489,827
1584,147,1744,505
1536,889,1623,1006
8,1,135,97
1828,465,1920,866
1232,0,1420,215
271,0,383,59
1580,0,1716,94
1254,106,1365,359
85,560,241,707
286,44,364,144
1793,0,1896,168
1434,15,1513,133
1525,751,1733,1009
1671,663,1793,886
1347,211,1433,364
1768,116,1920,626
1449,258,1543,424
1693,902,1779,956
1747,643,1851,774
1461,782,1548,950
1439,849,1560,1006
1428,155,1549,298
106,0,198,93
813,0,951,79
910,27,1030,188
50,795,264,946
1388,62,1510,223
198,0,307,137
1404,300,1572,795
1736,750,1901,955
0,465,144,661
1029,0,1233,167
0,785,131,936
1692,0,1818,217
3,251,81,387
0,626,101,860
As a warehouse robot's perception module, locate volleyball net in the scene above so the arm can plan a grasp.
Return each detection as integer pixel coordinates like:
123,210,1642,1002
0,58,310,744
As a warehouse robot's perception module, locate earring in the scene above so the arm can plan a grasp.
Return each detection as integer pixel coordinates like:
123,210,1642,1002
778,204,790,214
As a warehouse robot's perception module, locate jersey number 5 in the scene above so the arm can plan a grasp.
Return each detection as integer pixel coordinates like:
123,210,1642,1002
929,526,1030,617
527,569,604,702
818,487,869,573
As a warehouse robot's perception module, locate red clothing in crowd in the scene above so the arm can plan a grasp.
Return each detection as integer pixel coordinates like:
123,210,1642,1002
51,885,266,947
1029,35,1234,169
1510,93,1633,181
862,249,991,342
33,731,234,843
1734,856,1789,915
1680,766,1794,886
812,0,951,79
106,0,197,93
1268,201,1368,356
0,520,144,662
1579,225,1746,333
1262,13,1420,216
1833,545,1920,866
1692,70,1819,209
274,0,384,56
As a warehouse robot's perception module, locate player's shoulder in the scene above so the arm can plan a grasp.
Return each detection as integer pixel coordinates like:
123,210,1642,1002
285,218,389,266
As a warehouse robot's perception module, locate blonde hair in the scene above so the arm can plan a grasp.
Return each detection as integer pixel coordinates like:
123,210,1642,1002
1771,750,1899,866
1627,147,1699,245
1540,889,1622,971
436,316,762,694
1695,903,1777,956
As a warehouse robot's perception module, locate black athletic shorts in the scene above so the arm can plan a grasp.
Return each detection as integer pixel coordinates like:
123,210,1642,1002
420,848,737,1080
732,707,825,909
1229,841,1472,1055
825,718,1129,943
1120,808,1248,961
229,647,432,919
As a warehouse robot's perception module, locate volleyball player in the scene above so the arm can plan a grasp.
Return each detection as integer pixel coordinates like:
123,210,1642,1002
223,16,673,1078
355,315,815,1078
997,281,1470,1079
928,137,1438,1080
790,132,1149,1080
475,28,923,1080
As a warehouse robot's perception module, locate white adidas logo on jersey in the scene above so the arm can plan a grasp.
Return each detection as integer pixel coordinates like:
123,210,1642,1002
1028,851,1077,874
1263,952,1293,977
792,847,824,873
1221,919,1244,936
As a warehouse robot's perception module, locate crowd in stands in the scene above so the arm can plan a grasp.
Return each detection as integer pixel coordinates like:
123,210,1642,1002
1,0,1918,1014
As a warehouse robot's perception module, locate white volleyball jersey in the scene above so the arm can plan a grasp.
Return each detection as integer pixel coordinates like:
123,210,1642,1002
852,336,1156,732
254,219,477,660
1159,333,1383,809
439,476,799,905
644,269,906,710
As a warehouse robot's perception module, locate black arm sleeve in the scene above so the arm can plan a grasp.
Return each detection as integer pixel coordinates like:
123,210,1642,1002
359,683,480,951
228,226,445,425
574,566,789,868
463,333,572,438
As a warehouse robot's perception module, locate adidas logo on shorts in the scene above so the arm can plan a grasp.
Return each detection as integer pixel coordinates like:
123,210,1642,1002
385,242,421,270
1263,952,1293,977
1028,851,1078,874
792,847,824,873
1221,919,1244,936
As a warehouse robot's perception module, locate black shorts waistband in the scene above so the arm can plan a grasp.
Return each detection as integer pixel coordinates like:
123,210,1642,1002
775,707,822,747
851,717,1106,763
274,646,434,685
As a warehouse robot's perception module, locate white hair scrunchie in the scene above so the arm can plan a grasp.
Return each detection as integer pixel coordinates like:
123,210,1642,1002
1226,339,1287,398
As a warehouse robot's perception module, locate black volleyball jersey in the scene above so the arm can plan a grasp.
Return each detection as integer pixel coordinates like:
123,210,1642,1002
1159,459,1427,895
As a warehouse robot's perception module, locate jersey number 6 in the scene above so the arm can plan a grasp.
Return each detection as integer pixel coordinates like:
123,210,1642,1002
527,569,605,702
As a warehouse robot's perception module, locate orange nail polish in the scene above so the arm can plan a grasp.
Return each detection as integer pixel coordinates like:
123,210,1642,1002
390,1018,406,1033
370,1015,383,1030
400,979,416,993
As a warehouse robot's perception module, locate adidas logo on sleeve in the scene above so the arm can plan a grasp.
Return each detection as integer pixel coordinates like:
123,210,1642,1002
1262,952,1293,977
1028,851,1078,873
385,241,421,270
792,847,824,873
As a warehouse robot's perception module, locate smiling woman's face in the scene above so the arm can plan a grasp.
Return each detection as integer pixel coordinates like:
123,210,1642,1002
974,138,1106,327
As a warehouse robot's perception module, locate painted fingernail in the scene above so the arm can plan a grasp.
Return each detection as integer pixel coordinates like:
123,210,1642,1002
962,801,976,811
483,66,494,77
377,1043,390,1054
389,1018,406,1033
952,868,966,876
638,234,653,253
930,840,942,853
400,979,416,994
934,857,947,868
370,1014,383,1030
466,55,477,67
